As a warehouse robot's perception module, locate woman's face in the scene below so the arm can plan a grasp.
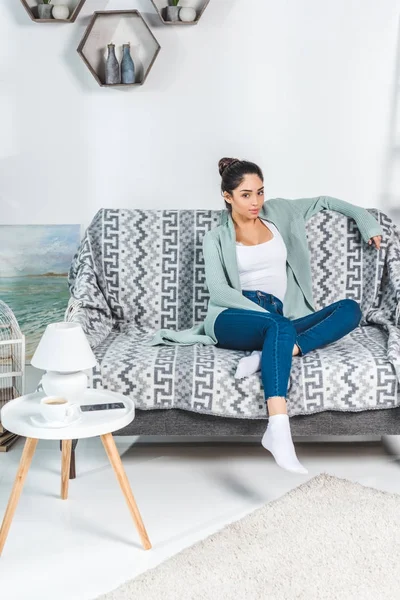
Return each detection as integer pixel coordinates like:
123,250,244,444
224,174,264,220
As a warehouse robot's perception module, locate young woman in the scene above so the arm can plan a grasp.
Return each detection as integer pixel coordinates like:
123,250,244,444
145,157,383,474
209,157,383,475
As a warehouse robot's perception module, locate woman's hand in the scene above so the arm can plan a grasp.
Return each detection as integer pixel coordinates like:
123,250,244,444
368,235,382,249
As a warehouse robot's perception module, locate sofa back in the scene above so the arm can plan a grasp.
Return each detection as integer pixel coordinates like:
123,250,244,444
74,207,386,331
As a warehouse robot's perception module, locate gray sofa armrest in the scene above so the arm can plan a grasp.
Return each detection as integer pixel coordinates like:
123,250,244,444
65,297,112,348
65,235,113,349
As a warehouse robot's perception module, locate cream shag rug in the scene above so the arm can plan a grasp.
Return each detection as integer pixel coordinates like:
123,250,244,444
97,473,400,600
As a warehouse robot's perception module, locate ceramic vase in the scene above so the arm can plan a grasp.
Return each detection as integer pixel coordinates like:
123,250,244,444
38,3,53,19
179,7,197,22
52,4,70,19
165,6,180,21
121,44,135,84
105,43,121,85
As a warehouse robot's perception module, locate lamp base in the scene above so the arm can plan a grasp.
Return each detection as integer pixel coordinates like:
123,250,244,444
41,371,88,404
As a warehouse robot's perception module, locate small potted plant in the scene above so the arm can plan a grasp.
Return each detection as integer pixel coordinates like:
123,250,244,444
38,0,53,19
165,0,180,22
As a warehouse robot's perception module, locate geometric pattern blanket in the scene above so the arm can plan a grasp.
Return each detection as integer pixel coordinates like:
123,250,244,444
65,207,400,419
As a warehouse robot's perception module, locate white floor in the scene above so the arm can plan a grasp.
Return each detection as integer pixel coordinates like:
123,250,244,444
1,434,400,600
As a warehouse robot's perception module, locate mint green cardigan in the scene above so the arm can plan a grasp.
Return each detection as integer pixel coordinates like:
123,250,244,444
144,196,383,346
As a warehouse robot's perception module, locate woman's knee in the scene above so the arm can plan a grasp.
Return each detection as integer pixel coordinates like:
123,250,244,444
342,298,362,326
261,314,297,340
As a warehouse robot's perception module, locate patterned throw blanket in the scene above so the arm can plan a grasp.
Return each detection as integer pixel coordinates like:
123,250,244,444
65,208,400,418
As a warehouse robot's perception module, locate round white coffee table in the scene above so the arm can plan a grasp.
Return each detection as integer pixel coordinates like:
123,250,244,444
0,388,152,556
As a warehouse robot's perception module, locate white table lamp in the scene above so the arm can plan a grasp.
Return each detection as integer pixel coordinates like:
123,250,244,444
31,322,97,403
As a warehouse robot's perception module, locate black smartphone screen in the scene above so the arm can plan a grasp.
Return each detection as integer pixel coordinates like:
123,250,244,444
80,402,125,412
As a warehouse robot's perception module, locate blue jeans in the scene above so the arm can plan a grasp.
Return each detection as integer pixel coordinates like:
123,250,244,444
214,290,362,400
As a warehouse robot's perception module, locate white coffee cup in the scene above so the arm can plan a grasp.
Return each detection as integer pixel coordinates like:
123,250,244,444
40,396,80,423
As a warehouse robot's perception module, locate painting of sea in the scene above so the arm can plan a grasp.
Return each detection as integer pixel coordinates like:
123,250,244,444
0,225,81,362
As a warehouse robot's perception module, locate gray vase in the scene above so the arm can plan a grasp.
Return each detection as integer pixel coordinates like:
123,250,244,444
121,44,135,84
165,6,180,21
38,3,53,18
105,44,121,85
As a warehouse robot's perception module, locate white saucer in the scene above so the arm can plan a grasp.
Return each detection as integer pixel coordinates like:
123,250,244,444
30,412,82,428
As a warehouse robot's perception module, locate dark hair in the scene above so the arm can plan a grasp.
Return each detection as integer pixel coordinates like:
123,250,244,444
218,157,264,213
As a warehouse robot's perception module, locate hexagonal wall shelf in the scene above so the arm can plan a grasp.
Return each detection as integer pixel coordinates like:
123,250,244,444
150,0,210,25
20,0,86,22
77,11,161,88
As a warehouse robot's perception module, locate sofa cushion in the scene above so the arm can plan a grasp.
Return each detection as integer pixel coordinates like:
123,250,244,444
87,322,399,418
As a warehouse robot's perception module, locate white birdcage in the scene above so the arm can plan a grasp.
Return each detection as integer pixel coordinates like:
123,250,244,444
0,300,25,408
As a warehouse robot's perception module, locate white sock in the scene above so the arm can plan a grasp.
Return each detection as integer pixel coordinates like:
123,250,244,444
261,414,308,474
234,350,262,379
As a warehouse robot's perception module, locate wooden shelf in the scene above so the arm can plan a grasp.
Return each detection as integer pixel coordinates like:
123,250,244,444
77,11,161,88
19,0,86,23
150,0,210,25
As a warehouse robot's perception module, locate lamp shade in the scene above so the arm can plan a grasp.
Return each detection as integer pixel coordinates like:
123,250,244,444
31,322,97,372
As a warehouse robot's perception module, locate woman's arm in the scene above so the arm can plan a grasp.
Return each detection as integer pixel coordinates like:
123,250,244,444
289,195,383,244
202,232,268,313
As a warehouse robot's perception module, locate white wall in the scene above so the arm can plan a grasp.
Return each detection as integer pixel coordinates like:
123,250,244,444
1,0,399,230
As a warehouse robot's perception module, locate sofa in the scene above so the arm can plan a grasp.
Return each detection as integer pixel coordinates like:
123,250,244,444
64,205,400,474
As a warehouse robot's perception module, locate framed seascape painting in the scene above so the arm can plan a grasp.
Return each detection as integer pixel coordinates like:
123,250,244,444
0,225,81,363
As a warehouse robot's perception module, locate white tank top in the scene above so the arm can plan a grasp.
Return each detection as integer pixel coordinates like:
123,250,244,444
235,219,287,303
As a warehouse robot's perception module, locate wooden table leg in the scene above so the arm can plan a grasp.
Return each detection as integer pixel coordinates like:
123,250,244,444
0,437,39,556
100,433,152,550
59,439,78,479
69,444,76,480
61,440,72,500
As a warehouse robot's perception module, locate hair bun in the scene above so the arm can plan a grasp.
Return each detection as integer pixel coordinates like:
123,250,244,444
218,157,240,177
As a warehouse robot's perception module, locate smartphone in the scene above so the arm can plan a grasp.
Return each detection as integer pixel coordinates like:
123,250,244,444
80,402,125,412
